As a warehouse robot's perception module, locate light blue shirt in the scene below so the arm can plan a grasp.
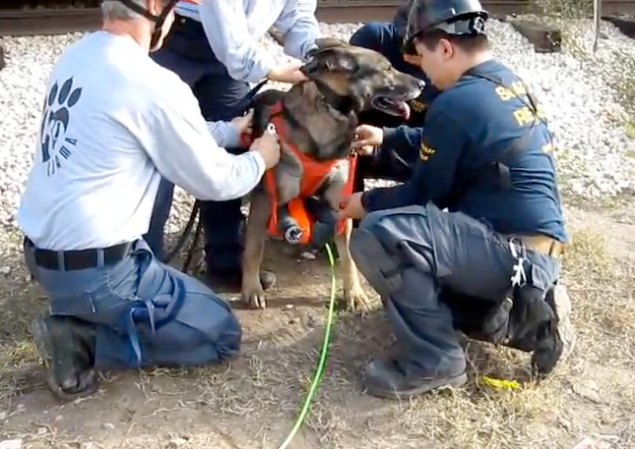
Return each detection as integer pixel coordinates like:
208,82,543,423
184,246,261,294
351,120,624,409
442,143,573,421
174,0,320,83
17,31,265,251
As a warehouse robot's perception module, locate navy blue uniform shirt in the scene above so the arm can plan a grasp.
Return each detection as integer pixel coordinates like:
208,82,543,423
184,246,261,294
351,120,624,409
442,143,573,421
361,59,568,243
350,22,441,160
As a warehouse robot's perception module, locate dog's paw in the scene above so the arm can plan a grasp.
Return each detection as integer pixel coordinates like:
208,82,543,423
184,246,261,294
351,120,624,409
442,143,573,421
241,287,267,310
343,284,371,312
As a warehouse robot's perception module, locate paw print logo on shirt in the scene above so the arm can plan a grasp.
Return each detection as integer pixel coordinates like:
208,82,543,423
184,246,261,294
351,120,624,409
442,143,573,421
39,77,83,177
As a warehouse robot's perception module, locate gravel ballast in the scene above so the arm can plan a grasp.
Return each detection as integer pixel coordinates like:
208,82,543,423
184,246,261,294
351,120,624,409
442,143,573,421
1,19,634,234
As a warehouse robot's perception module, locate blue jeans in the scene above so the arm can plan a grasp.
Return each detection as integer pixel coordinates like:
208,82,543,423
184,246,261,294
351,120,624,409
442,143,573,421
145,15,250,271
24,238,242,370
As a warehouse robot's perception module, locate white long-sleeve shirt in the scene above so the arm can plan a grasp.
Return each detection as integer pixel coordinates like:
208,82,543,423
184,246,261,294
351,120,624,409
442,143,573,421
175,0,320,83
17,31,265,251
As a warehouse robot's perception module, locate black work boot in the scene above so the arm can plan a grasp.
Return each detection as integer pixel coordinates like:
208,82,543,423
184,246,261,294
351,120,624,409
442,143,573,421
363,355,468,400
207,268,277,292
31,315,99,401
531,284,575,377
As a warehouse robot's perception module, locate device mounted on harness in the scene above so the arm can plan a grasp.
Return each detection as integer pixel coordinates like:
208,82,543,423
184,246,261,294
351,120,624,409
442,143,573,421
111,0,181,49
240,100,358,248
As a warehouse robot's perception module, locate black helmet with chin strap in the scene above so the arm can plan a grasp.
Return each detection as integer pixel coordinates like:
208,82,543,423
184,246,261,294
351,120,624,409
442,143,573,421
402,0,489,55
110,0,181,49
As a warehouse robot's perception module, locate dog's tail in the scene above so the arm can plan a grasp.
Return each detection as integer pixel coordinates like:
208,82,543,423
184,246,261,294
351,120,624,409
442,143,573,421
235,79,270,116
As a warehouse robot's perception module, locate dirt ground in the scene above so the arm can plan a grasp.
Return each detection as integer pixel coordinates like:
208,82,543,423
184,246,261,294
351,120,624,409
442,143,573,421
1,196,635,449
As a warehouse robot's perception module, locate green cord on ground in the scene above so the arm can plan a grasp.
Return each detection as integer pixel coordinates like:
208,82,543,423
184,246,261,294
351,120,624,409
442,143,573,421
277,243,338,449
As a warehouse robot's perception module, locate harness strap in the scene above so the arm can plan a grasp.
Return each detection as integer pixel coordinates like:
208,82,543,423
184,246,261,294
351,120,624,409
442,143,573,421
114,0,181,49
123,248,187,366
337,153,358,235
456,66,552,193
243,100,358,242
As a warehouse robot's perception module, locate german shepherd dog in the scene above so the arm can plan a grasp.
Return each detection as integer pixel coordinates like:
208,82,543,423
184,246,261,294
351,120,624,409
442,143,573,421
241,37,424,310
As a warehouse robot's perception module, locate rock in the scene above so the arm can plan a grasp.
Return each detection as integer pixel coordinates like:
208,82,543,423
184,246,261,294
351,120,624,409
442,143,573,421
166,437,188,448
572,435,619,449
102,422,115,431
0,439,23,449
572,379,603,403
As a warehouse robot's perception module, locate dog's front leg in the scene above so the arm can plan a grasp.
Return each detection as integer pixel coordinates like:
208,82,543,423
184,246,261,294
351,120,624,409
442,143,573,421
333,218,372,311
241,191,272,309
322,173,371,311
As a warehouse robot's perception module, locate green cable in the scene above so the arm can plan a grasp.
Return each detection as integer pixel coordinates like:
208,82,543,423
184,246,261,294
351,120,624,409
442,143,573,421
277,243,338,449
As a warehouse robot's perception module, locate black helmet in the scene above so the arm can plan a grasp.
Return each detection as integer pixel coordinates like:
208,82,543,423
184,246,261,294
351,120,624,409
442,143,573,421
111,0,180,49
402,0,489,54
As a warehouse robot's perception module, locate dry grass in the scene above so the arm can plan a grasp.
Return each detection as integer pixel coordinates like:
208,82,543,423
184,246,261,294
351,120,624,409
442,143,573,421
1,206,635,449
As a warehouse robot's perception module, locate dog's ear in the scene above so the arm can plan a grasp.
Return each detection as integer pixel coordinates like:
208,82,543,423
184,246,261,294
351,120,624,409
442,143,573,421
306,37,349,59
301,48,357,77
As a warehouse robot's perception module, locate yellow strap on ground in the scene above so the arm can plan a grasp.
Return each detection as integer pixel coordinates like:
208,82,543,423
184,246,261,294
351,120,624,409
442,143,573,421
481,375,522,390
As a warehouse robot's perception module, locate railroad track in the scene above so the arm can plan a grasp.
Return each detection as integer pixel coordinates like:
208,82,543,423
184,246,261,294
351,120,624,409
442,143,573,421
1,0,635,37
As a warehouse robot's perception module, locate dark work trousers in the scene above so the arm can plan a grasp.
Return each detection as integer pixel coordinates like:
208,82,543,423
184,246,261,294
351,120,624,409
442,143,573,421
145,15,249,272
349,203,561,375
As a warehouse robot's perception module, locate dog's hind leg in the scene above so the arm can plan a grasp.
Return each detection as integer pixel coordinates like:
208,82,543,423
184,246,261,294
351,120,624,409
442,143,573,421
333,218,372,311
241,192,272,309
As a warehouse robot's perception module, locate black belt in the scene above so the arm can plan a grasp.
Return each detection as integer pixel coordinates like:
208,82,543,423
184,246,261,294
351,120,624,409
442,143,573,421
24,237,132,271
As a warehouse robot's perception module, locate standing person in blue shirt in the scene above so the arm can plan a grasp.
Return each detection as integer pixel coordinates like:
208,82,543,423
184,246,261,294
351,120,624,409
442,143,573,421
147,0,321,291
339,0,574,400
348,0,440,189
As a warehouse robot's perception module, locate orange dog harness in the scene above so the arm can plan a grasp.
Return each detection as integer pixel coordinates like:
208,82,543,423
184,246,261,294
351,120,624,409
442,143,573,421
241,101,358,245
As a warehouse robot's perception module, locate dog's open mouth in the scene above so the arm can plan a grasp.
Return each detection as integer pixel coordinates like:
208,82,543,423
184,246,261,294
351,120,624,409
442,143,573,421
371,96,412,120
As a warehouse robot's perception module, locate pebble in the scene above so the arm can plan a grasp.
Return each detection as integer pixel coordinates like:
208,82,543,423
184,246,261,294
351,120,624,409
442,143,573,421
0,19,634,237
0,440,22,449
166,437,188,448
102,422,115,431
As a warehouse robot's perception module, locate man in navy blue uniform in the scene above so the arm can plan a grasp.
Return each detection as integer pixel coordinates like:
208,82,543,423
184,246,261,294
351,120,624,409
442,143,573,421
146,0,321,290
349,0,440,188
340,0,574,399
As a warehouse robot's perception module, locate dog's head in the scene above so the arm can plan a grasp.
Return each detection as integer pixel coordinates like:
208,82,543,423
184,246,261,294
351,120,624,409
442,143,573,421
301,38,425,120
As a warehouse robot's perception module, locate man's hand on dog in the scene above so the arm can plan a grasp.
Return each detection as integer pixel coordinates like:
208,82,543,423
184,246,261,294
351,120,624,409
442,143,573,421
231,109,254,135
250,129,281,170
338,192,367,220
267,60,308,84
352,125,384,154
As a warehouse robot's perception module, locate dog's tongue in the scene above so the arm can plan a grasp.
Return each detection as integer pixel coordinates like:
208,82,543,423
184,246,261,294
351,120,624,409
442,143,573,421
400,102,411,121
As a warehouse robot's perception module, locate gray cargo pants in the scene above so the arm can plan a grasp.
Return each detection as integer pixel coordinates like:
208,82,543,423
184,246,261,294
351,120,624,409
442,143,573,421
349,203,561,374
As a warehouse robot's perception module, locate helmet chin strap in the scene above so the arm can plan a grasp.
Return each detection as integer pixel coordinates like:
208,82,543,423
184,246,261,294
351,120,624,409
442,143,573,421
113,0,180,49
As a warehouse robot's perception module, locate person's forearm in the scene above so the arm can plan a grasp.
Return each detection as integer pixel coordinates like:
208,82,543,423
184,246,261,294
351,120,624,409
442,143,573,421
275,0,320,60
199,0,275,83
207,121,241,148
377,125,424,160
